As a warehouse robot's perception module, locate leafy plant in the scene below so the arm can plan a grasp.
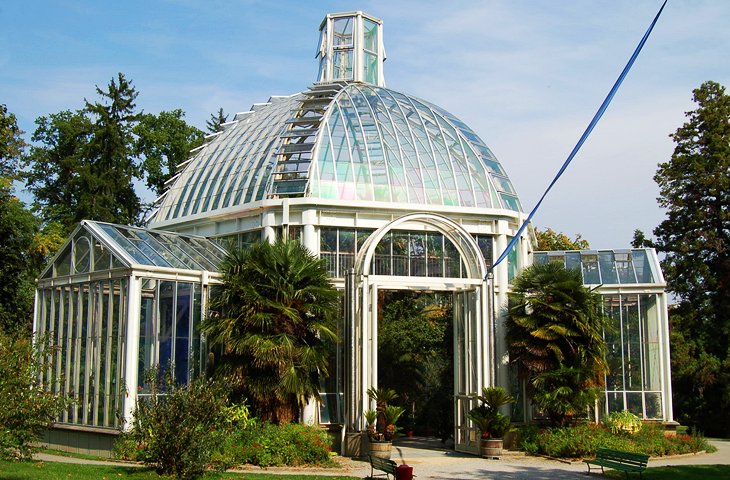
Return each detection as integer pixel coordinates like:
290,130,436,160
0,333,73,460
383,405,405,441
232,420,334,467
115,367,230,479
468,387,514,439
605,410,643,435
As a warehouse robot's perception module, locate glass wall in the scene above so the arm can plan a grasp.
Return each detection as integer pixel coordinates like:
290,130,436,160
602,294,663,419
319,227,491,279
138,280,205,394
36,280,127,428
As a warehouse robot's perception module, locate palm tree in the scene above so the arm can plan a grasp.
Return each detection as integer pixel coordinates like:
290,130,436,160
202,239,339,424
506,262,611,425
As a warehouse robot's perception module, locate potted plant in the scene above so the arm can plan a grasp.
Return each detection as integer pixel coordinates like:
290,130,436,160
467,386,515,457
365,387,403,459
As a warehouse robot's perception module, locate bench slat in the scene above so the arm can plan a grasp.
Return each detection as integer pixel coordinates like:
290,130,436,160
584,448,649,476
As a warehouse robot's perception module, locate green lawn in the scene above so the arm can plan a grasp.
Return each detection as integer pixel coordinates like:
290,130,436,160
0,459,359,480
604,464,730,479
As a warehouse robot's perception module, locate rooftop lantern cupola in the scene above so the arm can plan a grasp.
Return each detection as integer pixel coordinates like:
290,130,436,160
316,12,385,86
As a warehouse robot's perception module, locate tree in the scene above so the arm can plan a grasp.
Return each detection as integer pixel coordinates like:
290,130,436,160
81,72,142,225
24,110,93,230
0,180,43,335
202,240,339,424
506,262,610,425
206,108,228,133
24,73,142,230
534,227,590,251
0,104,26,178
649,81,730,436
135,109,204,196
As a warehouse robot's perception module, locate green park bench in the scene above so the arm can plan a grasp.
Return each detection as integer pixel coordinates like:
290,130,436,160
584,447,650,479
368,454,397,479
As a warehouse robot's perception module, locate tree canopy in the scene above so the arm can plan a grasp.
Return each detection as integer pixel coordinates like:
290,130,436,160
534,227,590,251
206,108,229,133
646,80,730,436
506,262,610,425
202,240,339,424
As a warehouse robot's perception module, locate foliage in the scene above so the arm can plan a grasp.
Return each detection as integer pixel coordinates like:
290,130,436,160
534,227,590,251
637,81,730,436
506,262,611,425
134,109,204,196
203,240,339,424
518,422,714,459
366,387,402,442
116,368,230,479
0,333,73,460
220,420,334,468
377,291,453,438
206,108,229,133
0,103,27,178
530,367,601,426
0,179,39,335
604,410,643,435
468,387,514,439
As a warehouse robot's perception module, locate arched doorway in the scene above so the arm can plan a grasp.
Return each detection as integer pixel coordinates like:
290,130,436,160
344,213,493,454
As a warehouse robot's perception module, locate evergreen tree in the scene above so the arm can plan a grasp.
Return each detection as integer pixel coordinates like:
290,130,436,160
651,81,730,436
206,107,228,133
82,72,142,225
135,109,204,196
24,73,143,231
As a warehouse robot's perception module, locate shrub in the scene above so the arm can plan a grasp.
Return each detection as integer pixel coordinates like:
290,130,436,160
115,368,230,479
518,421,715,459
0,333,73,460
604,410,643,435
231,420,334,467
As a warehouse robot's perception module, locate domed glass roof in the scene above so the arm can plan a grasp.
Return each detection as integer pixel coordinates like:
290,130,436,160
149,83,521,225
148,11,522,226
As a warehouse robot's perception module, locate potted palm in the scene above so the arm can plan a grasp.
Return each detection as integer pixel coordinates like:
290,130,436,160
467,386,515,457
365,387,404,459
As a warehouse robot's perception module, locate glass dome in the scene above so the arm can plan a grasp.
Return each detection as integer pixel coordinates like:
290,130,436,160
149,82,522,225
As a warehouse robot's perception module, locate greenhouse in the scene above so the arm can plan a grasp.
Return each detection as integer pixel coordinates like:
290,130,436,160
34,220,225,452
35,11,674,457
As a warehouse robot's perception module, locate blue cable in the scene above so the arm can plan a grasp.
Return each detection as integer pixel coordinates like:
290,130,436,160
491,0,668,273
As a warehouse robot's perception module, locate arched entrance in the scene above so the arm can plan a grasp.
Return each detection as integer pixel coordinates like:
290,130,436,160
344,213,493,454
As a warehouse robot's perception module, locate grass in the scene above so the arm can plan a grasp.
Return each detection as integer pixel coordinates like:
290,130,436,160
0,459,359,480
603,465,730,479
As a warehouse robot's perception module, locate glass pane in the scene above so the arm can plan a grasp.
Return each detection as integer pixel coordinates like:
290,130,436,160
626,392,643,416
603,295,624,390
581,254,600,284
622,295,642,390
333,17,353,46
606,391,624,414
363,19,378,51
93,241,111,271
159,282,175,378
333,50,353,80
74,236,91,274
599,251,619,284
645,392,662,419
175,283,192,384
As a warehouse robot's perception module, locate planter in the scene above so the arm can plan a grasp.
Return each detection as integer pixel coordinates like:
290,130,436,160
481,438,503,457
369,441,392,459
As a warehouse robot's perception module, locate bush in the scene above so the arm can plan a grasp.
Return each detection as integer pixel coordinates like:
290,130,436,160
229,420,334,467
115,368,230,479
518,421,715,459
604,410,643,435
0,333,73,460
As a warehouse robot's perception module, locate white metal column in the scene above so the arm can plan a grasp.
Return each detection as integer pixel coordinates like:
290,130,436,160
122,275,141,429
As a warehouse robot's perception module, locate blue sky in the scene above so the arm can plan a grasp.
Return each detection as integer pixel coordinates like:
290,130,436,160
2,0,729,249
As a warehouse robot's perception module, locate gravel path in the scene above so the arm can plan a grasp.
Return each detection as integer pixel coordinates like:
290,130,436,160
34,437,730,479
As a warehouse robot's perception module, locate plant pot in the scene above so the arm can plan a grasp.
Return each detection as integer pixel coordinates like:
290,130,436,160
481,438,503,457
369,441,392,459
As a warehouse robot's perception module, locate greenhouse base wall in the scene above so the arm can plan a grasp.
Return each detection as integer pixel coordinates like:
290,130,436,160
41,424,118,458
